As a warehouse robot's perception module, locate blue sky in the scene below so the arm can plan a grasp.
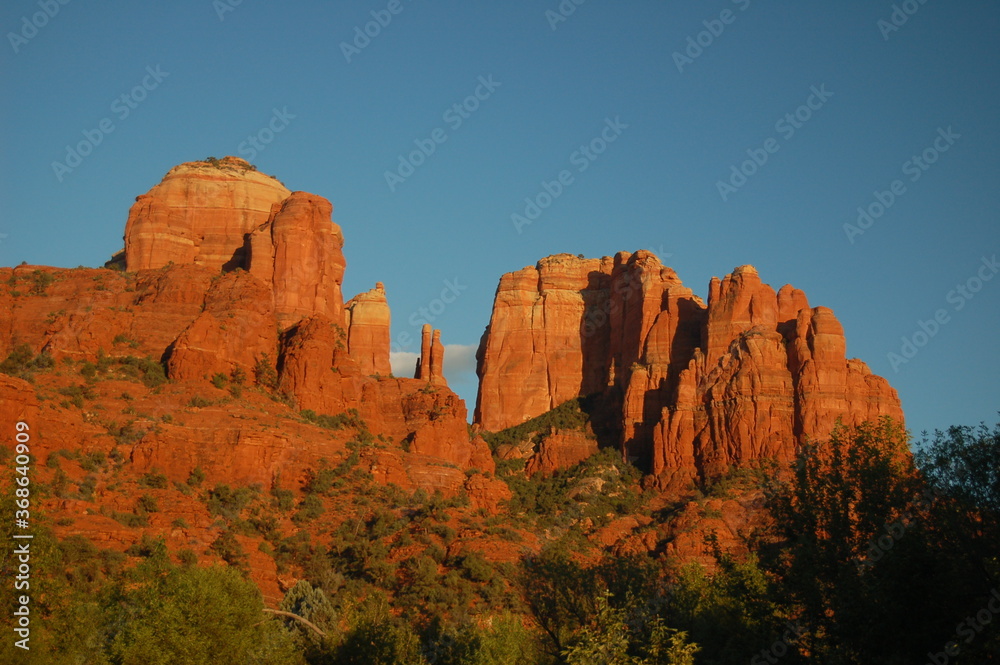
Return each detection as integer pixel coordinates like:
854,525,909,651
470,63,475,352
1,0,997,438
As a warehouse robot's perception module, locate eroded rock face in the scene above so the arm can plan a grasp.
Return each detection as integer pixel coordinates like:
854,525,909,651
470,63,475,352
247,192,347,327
476,252,903,486
414,324,447,386
345,283,392,377
474,254,616,432
524,429,600,478
124,157,291,272
123,159,348,327
166,270,279,382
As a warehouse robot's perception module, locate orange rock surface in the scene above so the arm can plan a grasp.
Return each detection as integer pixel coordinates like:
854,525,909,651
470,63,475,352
415,324,447,386
248,191,347,326
476,252,903,487
524,429,600,478
344,282,392,376
124,157,290,272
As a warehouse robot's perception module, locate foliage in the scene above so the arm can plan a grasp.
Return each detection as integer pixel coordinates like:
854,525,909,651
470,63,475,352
139,470,169,489
104,564,303,664
765,417,1000,663
254,353,280,390
210,530,250,571
301,408,367,431
206,483,258,520
0,343,55,379
482,398,591,451
562,594,699,665
78,353,167,388
500,447,645,527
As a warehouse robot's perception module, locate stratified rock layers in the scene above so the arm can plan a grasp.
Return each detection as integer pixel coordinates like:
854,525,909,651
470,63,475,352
475,252,903,487
19,158,487,482
124,157,291,272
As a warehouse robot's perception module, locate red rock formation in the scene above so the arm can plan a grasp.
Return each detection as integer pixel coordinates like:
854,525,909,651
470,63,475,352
474,254,616,431
124,157,290,272
524,429,600,478
414,324,447,386
0,374,37,425
344,282,392,376
166,270,278,382
0,157,522,601
247,192,347,326
123,158,347,327
417,324,432,381
476,253,904,487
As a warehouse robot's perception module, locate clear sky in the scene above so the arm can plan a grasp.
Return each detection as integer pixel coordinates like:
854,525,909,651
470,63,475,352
1,1,997,438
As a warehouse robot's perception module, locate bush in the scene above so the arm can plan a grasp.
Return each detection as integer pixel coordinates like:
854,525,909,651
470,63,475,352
136,494,159,514
111,511,149,528
206,484,257,520
254,354,279,390
482,398,591,451
293,495,325,523
0,344,54,379
30,270,55,294
138,471,168,489
187,466,206,487
210,530,249,570
126,534,167,558
301,408,367,431
79,451,107,472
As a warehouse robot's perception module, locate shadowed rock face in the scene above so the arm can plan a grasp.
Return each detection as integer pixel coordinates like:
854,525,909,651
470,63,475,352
475,251,903,487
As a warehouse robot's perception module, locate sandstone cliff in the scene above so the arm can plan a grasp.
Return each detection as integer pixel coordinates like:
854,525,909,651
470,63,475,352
124,157,290,272
344,282,392,376
5,158,488,484
475,251,903,488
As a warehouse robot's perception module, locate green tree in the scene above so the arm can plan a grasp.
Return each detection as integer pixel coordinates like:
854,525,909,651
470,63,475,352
337,594,425,665
562,594,699,665
767,418,971,664
104,564,304,665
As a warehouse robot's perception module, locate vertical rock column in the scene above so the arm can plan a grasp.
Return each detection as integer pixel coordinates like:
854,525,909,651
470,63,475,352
344,282,392,376
415,324,447,386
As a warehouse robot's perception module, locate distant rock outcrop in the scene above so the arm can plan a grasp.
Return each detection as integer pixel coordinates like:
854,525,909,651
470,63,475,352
344,282,392,376
124,157,290,272
415,324,447,386
3,158,492,487
247,191,347,326
475,251,903,488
